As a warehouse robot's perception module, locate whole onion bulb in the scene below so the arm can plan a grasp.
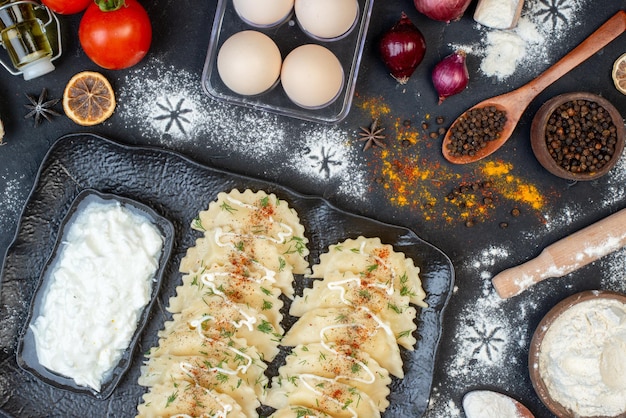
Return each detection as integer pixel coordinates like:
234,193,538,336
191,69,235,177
378,12,427,85
414,0,472,22
432,50,469,104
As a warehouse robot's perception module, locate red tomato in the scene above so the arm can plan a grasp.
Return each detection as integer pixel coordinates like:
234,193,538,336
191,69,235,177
41,0,92,14
78,0,152,70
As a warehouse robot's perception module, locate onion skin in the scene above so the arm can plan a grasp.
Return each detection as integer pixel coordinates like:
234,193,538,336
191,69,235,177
432,50,469,104
378,12,427,85
414,0,472,22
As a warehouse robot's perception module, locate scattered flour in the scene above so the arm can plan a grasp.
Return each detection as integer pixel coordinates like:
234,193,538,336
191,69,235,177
598,248,626,293
424,244,533,417
117,58,370,203
452,0,589,80
0,171,27,238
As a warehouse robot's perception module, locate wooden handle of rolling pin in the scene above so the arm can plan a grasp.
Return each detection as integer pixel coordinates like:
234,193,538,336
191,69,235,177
492,208,626,299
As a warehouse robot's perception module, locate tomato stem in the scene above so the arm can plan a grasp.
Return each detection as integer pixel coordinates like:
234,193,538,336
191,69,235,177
94,0,126,12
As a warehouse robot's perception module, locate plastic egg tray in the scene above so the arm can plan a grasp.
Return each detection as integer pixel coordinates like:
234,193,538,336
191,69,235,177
201,0,374,124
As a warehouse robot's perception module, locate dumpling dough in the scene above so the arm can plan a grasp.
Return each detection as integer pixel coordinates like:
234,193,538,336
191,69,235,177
311,236,426,307
265,375,381,418
137,354,259,417
191,189,309,275
269,406,333,417
290,270,417,350
179,232,296,298
281,306,404,378
137,381,246,418
169,269,284,332
162,296,281,361
273,343,391,411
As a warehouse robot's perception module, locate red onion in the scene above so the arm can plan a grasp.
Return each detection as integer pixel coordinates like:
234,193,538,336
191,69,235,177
414,0,472,22
378,12,426,85
432,50,468,104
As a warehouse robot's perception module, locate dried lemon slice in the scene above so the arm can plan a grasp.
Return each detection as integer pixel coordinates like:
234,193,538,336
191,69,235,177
612,53,626,95
63,71,116,126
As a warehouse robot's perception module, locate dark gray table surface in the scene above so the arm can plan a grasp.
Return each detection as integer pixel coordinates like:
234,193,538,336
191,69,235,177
1,0,626,416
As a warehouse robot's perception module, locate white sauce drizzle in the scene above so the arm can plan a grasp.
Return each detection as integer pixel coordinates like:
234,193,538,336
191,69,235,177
168,383,233,418
213,227,284,280
198,275,258,331
201,267,275,286
358,241,396,295
299,374,358,418
188,316,253,374
218,195,295,244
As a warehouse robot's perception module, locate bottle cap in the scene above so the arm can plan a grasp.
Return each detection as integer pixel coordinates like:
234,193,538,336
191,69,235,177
21,57,55,81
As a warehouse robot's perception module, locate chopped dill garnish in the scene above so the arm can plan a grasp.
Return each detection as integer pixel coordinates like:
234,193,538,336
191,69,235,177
220,201,237,213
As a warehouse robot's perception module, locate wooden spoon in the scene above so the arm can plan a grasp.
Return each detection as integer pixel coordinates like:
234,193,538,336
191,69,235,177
463,390,534,418
442,10,626,164
492,207,626,299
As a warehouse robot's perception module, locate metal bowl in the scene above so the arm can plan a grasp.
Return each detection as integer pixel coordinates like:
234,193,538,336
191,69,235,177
530,92,625,181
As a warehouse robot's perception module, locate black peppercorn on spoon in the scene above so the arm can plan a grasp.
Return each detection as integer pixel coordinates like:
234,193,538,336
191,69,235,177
442,10,626,164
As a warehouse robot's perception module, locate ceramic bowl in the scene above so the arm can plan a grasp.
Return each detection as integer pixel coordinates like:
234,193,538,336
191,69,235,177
530,92,625,181
16,189,174,399
529,290,626,418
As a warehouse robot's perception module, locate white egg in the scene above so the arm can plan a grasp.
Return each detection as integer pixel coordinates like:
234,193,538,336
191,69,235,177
295,0,359,40
217,31,282,96
233,0,294,27
281,44,344,109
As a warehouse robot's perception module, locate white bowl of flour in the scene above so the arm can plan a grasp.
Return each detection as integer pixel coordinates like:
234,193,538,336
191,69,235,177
529,290,626,418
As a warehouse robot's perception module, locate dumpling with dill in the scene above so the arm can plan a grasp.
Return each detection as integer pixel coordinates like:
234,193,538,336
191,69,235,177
190,189,310,275
311,236,426,307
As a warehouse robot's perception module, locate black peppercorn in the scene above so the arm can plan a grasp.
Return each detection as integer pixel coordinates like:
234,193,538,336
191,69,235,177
544,99,618,174
447,106,508,157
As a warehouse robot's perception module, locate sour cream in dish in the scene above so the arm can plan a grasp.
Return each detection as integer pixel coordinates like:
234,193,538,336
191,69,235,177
30,199,163,392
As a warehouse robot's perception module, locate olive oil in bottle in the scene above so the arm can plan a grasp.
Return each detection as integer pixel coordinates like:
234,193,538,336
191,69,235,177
0,0,54,79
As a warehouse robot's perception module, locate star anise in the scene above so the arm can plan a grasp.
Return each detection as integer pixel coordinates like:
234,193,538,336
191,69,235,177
359,118,386,151
24,88,61,127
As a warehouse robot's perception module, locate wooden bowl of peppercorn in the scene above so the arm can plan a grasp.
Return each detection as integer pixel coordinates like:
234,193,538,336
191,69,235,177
531,92,625,181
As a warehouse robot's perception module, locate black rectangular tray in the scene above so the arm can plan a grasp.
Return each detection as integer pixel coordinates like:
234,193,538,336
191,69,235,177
0,133,454,417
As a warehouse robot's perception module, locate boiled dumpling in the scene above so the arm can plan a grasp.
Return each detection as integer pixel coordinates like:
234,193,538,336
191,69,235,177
147,326,268,397
274,343,391,411
137,354,259,417
311,236,426,307
269,406,333,417
192,189,309,275
179,233,296,298
137,380,246,418
162,296,281,361
265,374,380,418
290,270,417,350
281,306,403,378
169,270,284,332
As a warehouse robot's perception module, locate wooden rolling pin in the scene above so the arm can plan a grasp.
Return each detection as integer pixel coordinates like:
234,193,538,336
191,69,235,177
492,208,626,299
